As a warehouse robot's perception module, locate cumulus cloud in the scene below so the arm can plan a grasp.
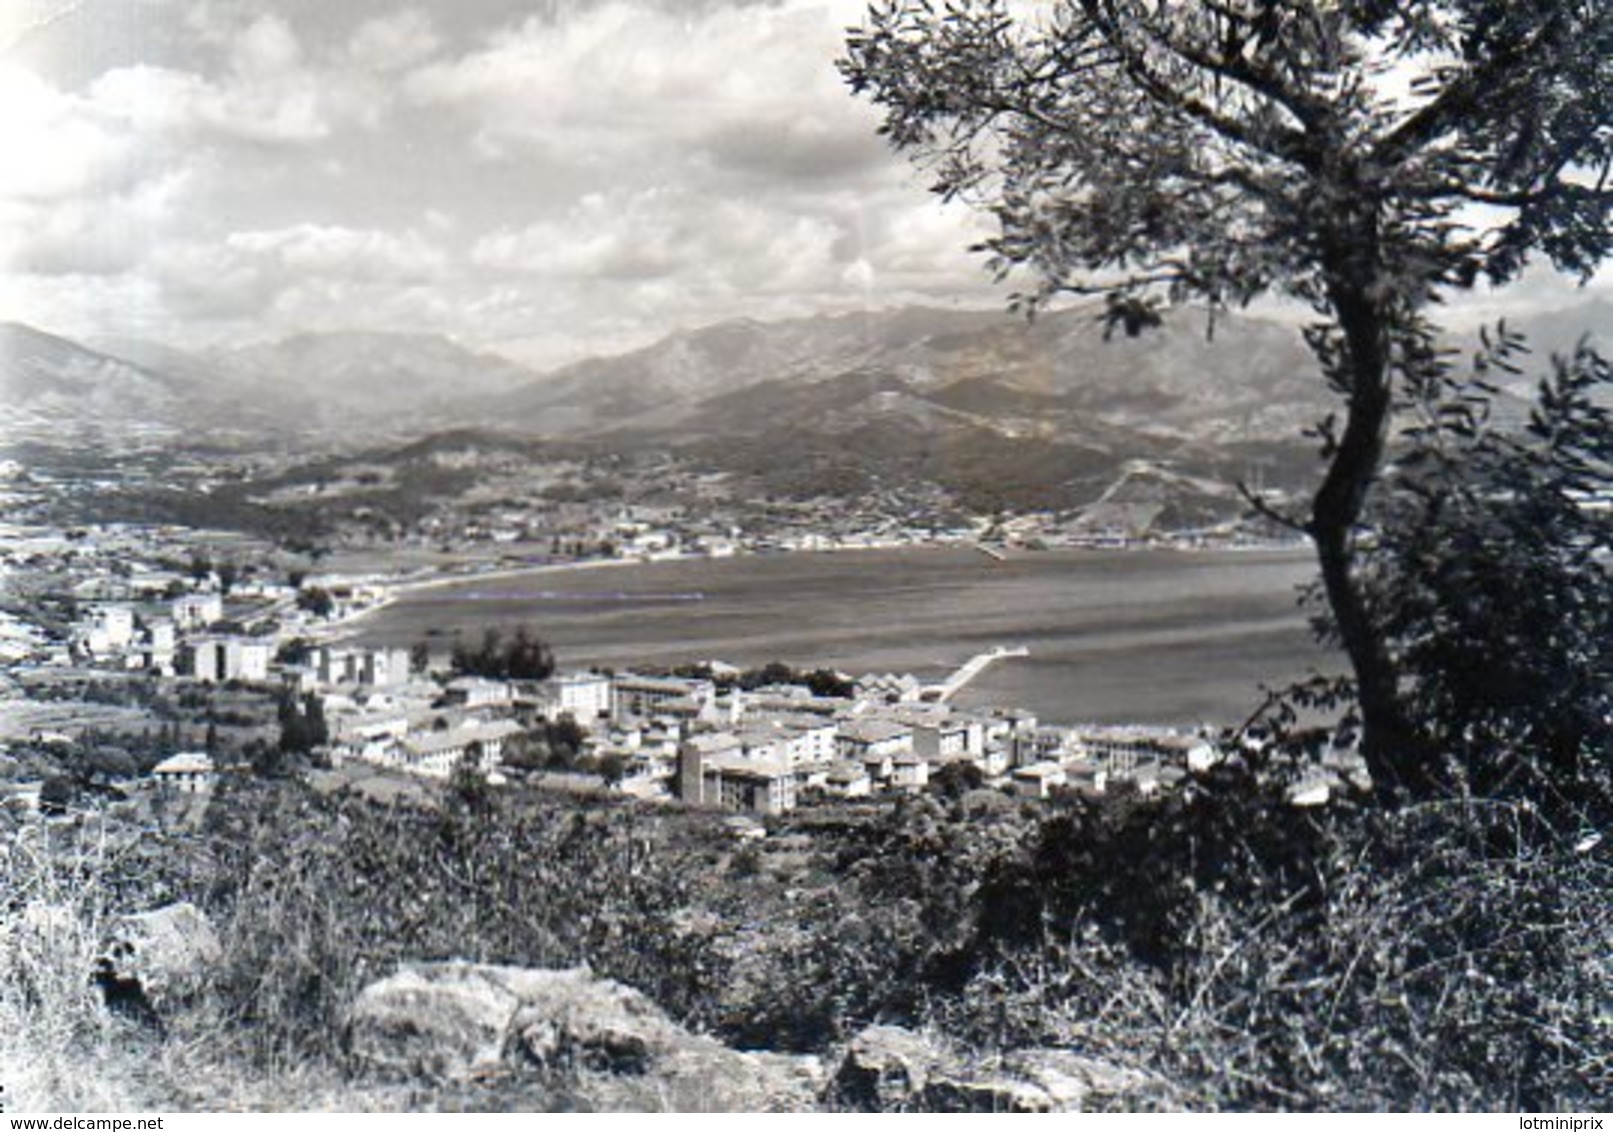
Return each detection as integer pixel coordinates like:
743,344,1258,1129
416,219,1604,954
405,0,881,177
473,185,855,309
348,10,441,74
0,0,1029,360
146,223,451,326
227,224,446,282
0,66,135,201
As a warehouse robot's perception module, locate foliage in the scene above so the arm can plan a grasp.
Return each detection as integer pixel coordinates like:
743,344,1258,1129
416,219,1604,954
296,586,334,618
929,778,1611,1109
449,625,556,682
4,767,1606,1110
595,752,629,789
409,639,431,676
275,691,328,758
733,661,856,698
196,781,723,1065
448,750,497,816
0,826,155,1110
840,0,1613,792
1354,334,1613,823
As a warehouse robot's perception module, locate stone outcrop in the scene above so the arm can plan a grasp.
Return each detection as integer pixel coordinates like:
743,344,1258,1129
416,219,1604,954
345,965,1170,1112
831,1024,953,1110
832,1023,1173,1112
346,962,824,1111
98,902,221,1019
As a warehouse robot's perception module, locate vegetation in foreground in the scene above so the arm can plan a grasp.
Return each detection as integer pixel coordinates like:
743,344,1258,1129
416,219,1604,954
3,757,1607,1111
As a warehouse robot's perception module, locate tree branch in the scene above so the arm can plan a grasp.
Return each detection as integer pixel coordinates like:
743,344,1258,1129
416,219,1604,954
1238,479,1312,534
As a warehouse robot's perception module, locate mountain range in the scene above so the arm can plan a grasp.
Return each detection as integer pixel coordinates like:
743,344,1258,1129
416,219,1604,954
4,298,1610,522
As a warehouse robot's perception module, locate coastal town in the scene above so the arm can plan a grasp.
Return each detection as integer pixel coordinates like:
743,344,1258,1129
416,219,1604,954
0,484,1359,827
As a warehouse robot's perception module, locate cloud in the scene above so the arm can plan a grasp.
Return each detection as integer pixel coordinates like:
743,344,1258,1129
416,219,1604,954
229,14,303,78
226,223,446,282
348,10,441,74
0,66,135,201
145,223,450,324
0,0,1012,363
1,172,191,277
472,186,843,297
405,0,879,175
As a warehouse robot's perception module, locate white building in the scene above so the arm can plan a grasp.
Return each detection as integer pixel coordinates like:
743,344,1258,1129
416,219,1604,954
151,752,215,794
679,743,797,816
537,672,614,722
316,646,412,688
186,637,271,683
836,718,914,761
399,719,523,777
444,676,514,709
1012,761,1068,799
172,592,224,630
614,674,716,723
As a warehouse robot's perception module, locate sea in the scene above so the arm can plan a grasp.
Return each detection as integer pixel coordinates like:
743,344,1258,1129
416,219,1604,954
349,545,1336,727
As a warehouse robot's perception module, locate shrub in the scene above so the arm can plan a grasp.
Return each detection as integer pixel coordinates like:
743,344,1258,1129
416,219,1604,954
0,826,154,1110
1359,334,1613,821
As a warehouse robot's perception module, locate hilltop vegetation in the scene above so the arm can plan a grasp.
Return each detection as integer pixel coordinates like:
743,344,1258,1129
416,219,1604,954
4,762,1606,1111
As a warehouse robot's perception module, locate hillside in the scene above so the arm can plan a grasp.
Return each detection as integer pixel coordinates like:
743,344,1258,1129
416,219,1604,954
0,323,196,445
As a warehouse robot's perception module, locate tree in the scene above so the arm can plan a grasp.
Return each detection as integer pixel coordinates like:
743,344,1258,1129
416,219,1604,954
449,624,556,681
38,775,79,816
841,0,1613,799
297,586,335,618
276,690,329,756
409,639,432,676
1356,332,1613,821
448,747,497,815
596,751,629,790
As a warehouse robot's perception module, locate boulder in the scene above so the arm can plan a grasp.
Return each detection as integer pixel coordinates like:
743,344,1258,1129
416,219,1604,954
347,964,525,1081
831,1024,954,1110
346,962,825,1110
502,966,685,1073
920,1049,1174,1113
828,1026,1172,1113
99,902,221,1018
1002,1048,1173,1110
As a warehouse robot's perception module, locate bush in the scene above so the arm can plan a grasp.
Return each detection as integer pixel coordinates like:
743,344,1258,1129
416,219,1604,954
449,625,555,682
1358,334,1613,821
0,827,155,1110
929,778,1611,1110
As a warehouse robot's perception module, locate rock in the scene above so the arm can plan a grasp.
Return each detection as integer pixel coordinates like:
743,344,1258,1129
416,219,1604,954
920,1073,1058,1112
831,1024,954,1110
833,1034,1172,1113
1001,1048,1173,1110
346,962,825,1110
99,902,221,1018
502,966,686,1073
347,963,524,1080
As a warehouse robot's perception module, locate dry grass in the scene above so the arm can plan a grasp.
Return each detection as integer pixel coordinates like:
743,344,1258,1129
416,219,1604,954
0,822,164,1111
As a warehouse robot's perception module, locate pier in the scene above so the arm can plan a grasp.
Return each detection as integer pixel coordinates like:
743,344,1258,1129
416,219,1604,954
927,645,1029,702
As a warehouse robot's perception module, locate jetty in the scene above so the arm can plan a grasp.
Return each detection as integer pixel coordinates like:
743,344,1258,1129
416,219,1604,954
926,645,1030,703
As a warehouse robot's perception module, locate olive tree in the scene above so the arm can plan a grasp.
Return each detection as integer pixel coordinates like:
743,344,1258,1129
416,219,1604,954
841,0,1612,798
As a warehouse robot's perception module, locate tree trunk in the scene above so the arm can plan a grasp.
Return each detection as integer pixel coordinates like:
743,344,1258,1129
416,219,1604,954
1312,276,1431,801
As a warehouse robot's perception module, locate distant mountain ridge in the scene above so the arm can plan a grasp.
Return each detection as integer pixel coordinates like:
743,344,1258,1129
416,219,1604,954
0,322,197,443
5,298,1609,457
217,330,540,421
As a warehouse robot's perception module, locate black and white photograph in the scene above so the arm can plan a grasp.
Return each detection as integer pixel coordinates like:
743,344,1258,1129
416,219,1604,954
1,0,1609,1115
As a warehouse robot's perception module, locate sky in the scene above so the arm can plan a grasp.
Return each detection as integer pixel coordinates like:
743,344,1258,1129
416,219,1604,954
1,0,1607,369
